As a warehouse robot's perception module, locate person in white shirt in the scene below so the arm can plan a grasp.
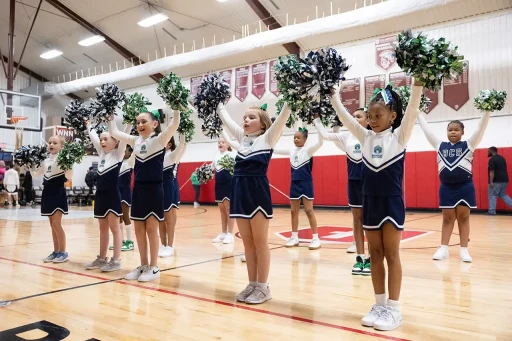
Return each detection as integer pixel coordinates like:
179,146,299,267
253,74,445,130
4,166,20,207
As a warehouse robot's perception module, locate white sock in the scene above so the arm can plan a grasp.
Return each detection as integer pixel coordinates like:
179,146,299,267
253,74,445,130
119,223,125,241
126,224,132,241
440,245,449,251
375,293,386,306
292,232,298,238
460,246,468,251
250,281,258,286
257,282,268,289
387,299,401,310
312,233,319,240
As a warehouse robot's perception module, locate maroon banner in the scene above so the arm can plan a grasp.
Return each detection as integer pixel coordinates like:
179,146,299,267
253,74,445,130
424,89,439,114
365,74,386,106
220,70,232,102
375,35,398,71
235,66,249,102
269,60,279,96
340,78,361,114
190,76,203,98
443,60,469,111
389,72,411,88
252,62,267,100
55,126,75,143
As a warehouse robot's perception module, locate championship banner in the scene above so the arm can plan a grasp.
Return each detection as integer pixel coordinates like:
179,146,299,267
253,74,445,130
55,126,75,143
235,66,250,102
364,74,386,106
269,60,279,96
375,35,398,71
341,78,361,114
252,62,267,99
443,60,470,111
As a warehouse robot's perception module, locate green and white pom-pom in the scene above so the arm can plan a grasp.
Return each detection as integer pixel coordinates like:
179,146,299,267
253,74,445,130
474,90,507,112
57,142,85,171
196,164,215,184
122,92,151,124
218,154,235,175
395,86,432,113
178,108,195,142
157,73,190,110
276,98,299,128
395,29,464,91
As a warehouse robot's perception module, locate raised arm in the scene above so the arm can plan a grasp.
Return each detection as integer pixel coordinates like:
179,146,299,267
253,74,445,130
115,124,132,160
272,146,290,155
87,123,101,153
395,82,423,146
266,103,291,147
417,113,442,150
108,119,137,146
467,111,491,151
314,117,346,151
170,135,187,164
330,89,367,143
221,129,240,151
217,104,245,142
31,164,45,177
332,125,347,151
158,109,181,146
305,134,324,157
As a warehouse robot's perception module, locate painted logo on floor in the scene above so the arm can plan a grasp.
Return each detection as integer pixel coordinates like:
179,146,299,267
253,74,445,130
275,226,432,244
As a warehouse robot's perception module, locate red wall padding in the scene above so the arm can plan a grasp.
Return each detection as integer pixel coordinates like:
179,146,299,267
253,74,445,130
176,148,512,211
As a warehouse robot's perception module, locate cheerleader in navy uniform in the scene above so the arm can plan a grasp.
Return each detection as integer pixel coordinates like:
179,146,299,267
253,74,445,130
84,123,130,272
117,147,135,251
217,102,291,304
314,111,371,275
331,80,423,331
32,135,73,264
159,134,187,258
274,127,323,250
211,130,238,244
108,109,180,282
418,111,490,262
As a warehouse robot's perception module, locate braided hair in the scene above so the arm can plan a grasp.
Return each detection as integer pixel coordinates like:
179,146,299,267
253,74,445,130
369,85,404,131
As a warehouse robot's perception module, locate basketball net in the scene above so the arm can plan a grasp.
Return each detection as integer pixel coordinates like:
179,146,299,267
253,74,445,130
12,116,28,150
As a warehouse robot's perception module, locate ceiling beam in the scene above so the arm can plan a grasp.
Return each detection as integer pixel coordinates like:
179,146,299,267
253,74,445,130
245,0,300,56
45,0,163,83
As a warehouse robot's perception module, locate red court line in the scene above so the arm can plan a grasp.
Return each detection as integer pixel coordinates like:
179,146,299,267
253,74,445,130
0,256,411,341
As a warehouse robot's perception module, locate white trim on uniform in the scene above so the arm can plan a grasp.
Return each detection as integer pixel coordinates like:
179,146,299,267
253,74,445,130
130,212,164,222
41,208,69,216
290,194,314,201
215,197,230,203
230,206,272,219
348,203,363,208
121,200,132,207
363,216,404,230
439,199,476,209
94,209,123,219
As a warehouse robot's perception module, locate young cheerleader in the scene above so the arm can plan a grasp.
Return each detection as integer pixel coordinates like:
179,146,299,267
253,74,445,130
32,135,73,263
313,111,371,275
273,127,323,250
84,124,130,271
159,134,187,258
331,80,423,331
211,130,238,244
418,111,490,262
108,109,180,282
117,146,135,251
217,102,291,304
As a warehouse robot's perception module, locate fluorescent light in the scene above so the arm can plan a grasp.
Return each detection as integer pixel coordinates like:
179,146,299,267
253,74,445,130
40,50,63,59
137,13,168,27
78,35,105,46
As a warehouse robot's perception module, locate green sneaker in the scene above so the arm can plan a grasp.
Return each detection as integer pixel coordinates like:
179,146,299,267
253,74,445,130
352,256,364,275
362,257,371,276
125,240,134,251
121,241,130,252
108,245,114,250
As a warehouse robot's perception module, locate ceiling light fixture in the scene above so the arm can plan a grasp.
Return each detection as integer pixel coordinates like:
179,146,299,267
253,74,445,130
78,35,105,46
137,13,168,27
40,50,63,59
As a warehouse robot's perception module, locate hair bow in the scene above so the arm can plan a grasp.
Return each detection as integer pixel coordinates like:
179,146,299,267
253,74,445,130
369,83,393,106
260,103,268,111
152,109,161,119
298,127,308,133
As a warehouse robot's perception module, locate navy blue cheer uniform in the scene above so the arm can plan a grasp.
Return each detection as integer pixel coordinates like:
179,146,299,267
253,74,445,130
163,138,186,211
314,118,363,208
213,150,237,202
274,136,323,201
332,85,423,230
418,112,490,209
88,126,128,218
33,154,72,216
217,103,291,219
118,155,134,207
108,111,180,222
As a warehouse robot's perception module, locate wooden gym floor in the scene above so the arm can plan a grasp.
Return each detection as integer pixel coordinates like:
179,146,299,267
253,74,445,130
0,205,511,341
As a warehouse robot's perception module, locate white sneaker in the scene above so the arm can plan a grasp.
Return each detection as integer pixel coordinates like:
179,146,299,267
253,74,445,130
373,306,403,331
158,245,166,257
241,254,246,262
460,248,472,263
432,247,449,260
160,246,174,258
309,238,321,250
245,284,272,304
194,202,200,208
285,236,299,247
222,233,234,244
347,242,357,253
138,266,160,282
361,304,385,327
212,233,226,243
125,265,148,280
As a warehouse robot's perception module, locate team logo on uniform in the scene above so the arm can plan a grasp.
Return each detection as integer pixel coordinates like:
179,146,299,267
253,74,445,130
100,159,105,168
293,155,299,164
140,144,147,154
354,143,361,153
372,145,383,158
47,165,51,173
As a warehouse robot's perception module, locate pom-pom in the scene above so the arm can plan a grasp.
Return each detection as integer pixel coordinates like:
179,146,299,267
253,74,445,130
193,74,230,139
395,86,432,113
195,164,215,184
177,108,195,142
57,142,85,171
13,145,48,169
130,126,139,136
64,99,90,143
89,83,126,123
274,55,308,114
157,73,190,110
95,125,107,136
218,154,235,175
474,90,507,112
395,29,464,91
122,93,151,124
275,98,298,128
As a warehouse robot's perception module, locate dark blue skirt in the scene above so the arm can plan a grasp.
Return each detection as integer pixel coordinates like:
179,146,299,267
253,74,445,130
439,181,476,209
163,180,173,212
290,180,314,201
348,180,363,208
169,179,180,210
363,195,405,231
230,176,272,219
131,182,164,221
215,181,231,202
94,188,122,218
119,187,132,206
41,184,68,216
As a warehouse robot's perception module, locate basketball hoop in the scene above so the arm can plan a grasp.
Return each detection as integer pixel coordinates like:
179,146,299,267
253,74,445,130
11,116,28,125
12,116,28,150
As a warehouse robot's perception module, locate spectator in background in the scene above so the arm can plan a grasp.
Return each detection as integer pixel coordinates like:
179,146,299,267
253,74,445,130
4,165,20,207
488,147,512,214
85,167,96,206
23,170,34,205
191,171,201,208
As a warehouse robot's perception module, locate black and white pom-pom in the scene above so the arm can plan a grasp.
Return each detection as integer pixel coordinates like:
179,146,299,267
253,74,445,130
57,142,85,171
95,125,107,136
157,73,190,110
474,89,507,112
275,98,298,128
195,164,215,184
89,83,126,123
274,55,308,114
130,125,139,137
193,74,230,138
64,99,91,142
13,145,49,169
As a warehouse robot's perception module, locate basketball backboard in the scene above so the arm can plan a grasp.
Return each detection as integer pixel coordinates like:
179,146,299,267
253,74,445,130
0,89,41,130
